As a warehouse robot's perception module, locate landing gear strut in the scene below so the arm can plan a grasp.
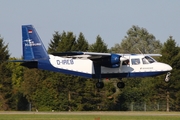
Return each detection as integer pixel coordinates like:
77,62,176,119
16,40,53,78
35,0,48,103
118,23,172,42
94,63,105,89
165,72,171,82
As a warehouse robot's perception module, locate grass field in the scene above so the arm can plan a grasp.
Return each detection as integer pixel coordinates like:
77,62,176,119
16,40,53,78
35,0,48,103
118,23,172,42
0,111,180,120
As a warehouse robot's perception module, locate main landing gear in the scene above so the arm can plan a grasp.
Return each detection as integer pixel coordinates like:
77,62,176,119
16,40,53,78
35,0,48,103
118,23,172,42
117,78,125,88
165,72,171,82
96,79,125,89
94,63,125,89
117,81,125,88
96,79,104,89
96,81,104,89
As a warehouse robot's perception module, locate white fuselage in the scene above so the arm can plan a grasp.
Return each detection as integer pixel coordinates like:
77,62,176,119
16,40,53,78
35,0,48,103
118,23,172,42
48,54,172,78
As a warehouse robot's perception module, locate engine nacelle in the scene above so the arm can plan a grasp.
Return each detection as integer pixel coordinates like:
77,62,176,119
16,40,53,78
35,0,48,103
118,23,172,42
94,54,121,68
109,54,121,68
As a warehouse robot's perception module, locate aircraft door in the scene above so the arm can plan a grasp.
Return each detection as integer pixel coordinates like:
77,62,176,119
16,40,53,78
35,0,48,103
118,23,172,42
120,56,131,73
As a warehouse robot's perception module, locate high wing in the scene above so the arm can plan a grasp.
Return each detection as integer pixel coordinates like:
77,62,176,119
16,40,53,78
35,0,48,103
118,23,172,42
51,51,162,59
83,52,162,58
51,52,112,59
51,52,84,57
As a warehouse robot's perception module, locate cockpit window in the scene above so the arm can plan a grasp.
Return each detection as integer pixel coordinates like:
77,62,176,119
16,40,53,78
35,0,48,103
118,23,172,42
143,56,156,64
142,58,149,64
131,58,140,65
122,59,130,65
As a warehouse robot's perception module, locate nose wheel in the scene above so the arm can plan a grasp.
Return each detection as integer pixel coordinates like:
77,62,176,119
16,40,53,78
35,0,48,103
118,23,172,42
165,72,171,82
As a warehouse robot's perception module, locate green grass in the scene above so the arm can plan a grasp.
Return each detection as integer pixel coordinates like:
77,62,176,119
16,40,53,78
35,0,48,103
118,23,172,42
0,112,180,120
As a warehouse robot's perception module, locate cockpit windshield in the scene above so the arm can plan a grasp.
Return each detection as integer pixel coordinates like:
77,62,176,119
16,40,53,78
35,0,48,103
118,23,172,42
142,56,156,64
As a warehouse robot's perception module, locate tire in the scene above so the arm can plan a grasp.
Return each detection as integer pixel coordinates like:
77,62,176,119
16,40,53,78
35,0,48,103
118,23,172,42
117,82,125,88
96,82,104,88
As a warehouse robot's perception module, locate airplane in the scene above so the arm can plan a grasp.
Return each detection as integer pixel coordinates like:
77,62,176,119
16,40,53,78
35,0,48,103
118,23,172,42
12,25,172,89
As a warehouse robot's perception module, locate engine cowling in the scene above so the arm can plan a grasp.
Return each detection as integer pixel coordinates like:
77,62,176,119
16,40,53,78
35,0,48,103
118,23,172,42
109,54,121,68
94,54,121,68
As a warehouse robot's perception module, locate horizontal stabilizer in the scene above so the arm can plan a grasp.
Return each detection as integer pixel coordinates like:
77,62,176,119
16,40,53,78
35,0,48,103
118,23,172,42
8,60,37,62
8,60,38,68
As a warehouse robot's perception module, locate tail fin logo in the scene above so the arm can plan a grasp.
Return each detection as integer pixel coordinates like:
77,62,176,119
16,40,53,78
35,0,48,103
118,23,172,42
28,30,32,33
24,39,42,47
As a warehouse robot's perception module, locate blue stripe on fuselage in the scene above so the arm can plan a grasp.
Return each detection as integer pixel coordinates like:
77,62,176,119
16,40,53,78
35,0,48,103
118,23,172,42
37,59,167,79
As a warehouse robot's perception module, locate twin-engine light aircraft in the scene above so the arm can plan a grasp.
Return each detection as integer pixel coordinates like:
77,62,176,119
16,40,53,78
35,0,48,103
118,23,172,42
14,25,172,89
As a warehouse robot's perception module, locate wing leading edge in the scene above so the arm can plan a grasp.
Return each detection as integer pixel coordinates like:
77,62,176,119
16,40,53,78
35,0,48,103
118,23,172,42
51,51,162,59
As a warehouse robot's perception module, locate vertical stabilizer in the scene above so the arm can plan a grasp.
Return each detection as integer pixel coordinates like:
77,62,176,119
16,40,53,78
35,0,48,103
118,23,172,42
22,25,49,60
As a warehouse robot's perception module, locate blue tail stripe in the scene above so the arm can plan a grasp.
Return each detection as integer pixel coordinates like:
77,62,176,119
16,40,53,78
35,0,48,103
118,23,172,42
22,25,49,60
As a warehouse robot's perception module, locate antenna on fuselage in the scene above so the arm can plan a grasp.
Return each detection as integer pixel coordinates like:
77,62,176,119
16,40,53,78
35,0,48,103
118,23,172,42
137,48,143,55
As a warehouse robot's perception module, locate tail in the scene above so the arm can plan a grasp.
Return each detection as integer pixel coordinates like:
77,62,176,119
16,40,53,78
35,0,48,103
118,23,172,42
22,25,49,60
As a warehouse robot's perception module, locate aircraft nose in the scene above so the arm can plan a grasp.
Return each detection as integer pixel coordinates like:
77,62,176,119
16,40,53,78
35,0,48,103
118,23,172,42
166,64,172,71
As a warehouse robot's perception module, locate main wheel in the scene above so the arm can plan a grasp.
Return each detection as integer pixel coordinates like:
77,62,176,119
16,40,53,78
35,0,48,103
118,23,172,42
117,82,125,88
96,82,104,89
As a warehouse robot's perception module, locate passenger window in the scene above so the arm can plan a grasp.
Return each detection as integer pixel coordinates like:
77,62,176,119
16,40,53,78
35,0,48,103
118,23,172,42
131,58,140,65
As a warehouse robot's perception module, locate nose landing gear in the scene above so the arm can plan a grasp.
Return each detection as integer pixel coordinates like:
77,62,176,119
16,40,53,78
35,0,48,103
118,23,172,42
165,72,171,82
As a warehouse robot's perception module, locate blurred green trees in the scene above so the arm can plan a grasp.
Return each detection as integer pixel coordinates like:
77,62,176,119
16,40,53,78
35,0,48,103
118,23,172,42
1,26,180,111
